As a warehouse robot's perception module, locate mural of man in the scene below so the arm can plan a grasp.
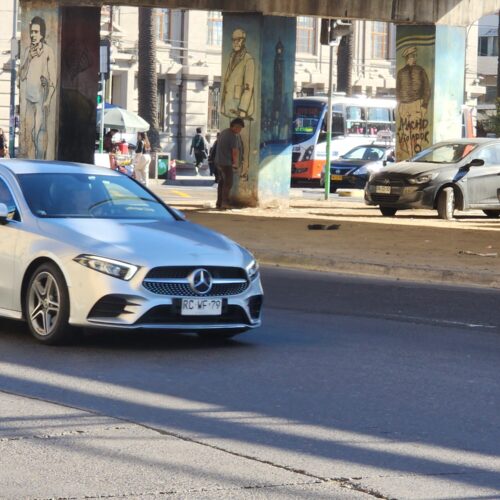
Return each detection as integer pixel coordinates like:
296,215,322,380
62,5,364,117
20,16,56,159
396,46,431,119
396,46,432,158
221,28,255,180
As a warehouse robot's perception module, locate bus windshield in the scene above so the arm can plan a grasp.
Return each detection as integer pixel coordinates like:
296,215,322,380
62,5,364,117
292,103,324,144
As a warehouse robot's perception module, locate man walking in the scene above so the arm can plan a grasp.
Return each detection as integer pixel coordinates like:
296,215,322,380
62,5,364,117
215,118,244,210
189,127,209,176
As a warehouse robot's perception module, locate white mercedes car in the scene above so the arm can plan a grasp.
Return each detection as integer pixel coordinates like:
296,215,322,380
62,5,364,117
0,159,263,344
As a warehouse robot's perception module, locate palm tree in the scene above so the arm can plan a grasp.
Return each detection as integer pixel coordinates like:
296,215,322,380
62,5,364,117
336,33,353,95
138,7,160,150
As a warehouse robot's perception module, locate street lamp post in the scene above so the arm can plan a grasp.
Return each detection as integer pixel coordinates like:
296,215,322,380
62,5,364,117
9,0,18,158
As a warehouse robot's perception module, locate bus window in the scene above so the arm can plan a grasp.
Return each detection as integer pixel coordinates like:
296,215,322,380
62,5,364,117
292,104,324,144
318,112,345,143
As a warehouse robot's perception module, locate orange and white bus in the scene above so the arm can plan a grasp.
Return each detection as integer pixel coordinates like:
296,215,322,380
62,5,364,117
291,96,396,182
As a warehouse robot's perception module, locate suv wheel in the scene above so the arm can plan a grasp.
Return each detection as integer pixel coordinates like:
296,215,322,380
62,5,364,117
437,187,455,220
483,210,500,218
379,206,397,217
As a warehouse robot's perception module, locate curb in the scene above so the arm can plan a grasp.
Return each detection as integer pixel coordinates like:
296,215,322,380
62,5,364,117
254,250,500,289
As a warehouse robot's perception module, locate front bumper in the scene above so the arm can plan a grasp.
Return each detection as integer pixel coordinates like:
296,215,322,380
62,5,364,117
66,261,263,331
365,182,435,209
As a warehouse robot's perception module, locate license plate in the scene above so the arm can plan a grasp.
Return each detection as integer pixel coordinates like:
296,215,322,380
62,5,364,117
375,185,391,194
181,298,222,316
331,175,343,181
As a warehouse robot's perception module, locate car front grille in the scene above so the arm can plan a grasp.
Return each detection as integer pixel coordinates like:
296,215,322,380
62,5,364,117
143,266,249,297
143,281,248,297
371,194,400,204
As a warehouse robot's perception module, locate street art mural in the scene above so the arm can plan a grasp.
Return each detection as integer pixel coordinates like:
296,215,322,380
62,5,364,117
19,8,58,160
395,28,435,160
259,18,295,200
221,26,256,182
221,14,295,206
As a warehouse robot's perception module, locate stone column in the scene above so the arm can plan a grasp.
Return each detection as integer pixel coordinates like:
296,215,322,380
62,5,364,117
221,13,296,207
395,25,466,160
19,1,100,163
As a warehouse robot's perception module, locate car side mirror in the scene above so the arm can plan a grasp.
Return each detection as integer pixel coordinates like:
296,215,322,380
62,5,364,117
383,160,387,167
0,203,9,224
469,158,485,167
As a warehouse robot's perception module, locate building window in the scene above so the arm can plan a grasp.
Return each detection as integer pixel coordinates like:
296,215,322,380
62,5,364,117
478,36,498,56
208,84,220,131
207,11,223,47
371,21,388,59
296,17,316,54
155,8,170,43
157,79,166,130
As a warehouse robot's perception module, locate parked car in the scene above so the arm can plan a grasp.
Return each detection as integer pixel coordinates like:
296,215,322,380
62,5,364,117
0,159,263,344
365,138,500,219
320,143,395,192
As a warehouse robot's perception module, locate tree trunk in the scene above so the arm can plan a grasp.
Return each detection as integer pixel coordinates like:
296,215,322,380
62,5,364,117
336,34,353,95
138,8,160,151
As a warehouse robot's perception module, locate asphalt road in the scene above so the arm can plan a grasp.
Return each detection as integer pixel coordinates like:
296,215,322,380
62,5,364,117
0,268,499,499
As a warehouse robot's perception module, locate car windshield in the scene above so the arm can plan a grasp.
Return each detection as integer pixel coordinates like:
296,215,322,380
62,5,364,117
342,146,387,161
410,143,478,163
18,172,175,220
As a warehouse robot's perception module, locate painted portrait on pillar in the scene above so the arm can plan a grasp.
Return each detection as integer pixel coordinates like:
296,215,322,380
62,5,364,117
221,27,255,181
19,12,58,160
395,28,435,160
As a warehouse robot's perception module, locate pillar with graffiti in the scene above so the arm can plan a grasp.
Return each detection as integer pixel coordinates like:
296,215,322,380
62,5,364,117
19,1,100,163
220,13,296,207
395,25,466,160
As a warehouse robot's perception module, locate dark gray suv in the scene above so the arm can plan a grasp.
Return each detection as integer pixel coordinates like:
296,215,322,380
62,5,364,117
365,139,500,219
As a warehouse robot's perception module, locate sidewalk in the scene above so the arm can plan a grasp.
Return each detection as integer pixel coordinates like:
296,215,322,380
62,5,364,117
149,183,500,289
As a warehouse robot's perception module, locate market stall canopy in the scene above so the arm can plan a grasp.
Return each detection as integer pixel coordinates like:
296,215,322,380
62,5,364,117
97,106,150,133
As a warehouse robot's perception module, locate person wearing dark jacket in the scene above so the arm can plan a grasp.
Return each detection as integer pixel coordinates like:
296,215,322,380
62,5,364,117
208,132,220,183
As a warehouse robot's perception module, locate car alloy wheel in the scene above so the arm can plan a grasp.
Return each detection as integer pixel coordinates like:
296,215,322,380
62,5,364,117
25,263,73,344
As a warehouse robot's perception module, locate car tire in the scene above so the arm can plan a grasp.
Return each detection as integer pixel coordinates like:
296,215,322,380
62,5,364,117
483,210,500,218
437,187,455,220
379,206,397,217
329,187,337,194
25,262,74,345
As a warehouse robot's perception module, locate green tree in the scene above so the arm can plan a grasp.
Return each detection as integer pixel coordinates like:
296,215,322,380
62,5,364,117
138,7,160,150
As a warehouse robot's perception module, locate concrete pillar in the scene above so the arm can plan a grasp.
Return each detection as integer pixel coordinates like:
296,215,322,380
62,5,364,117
395,24,466,160
221,13,296,207
19,1,100,163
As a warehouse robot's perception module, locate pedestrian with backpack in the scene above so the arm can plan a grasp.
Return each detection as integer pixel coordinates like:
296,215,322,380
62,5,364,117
189,127,209,176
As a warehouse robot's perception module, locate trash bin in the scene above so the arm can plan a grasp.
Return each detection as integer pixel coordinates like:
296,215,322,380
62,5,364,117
157,153,170,179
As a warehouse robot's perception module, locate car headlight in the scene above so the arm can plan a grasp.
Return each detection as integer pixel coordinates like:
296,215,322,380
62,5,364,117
74,255,139,281
407,173,437,185
246,259,260,281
